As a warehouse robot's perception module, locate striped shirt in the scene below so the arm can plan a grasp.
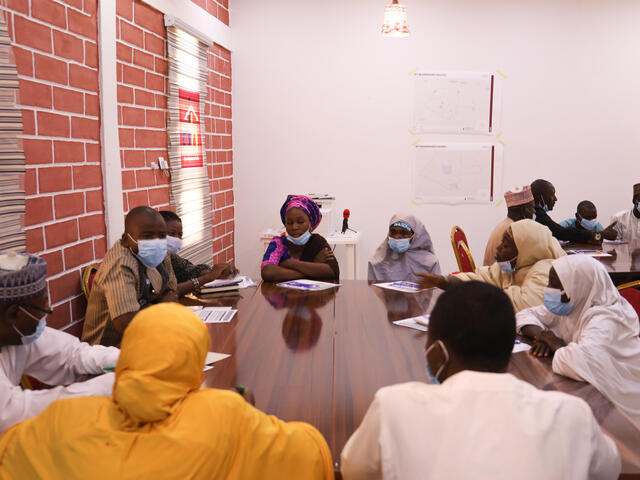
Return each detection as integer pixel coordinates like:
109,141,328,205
81,241,177,346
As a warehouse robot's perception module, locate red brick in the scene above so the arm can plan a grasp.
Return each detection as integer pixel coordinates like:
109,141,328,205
53,30,83,63
85,93,99,116
71,117,99,140
54,140,84,163
70,295,87,324
38,111,69,137
218,6,229,26
25,227,45,252
123,149,145,168
148,186,169,206
116,0,133,21
116,41,132,62
221,206,233,221
84,0,97,15
64,240,94,268
34,53,68,85
69,64,98,91
134,2,165,36
220,177,232,191
117,84,133,103
54,191,85,219
14,15,52,53
122,106,145,126
53,87,83,114
41,250,64,276
127,190,148,209
32,0,67,29
49,270,81,304
23,138,52,165
134,88,154,107
221,106,231,119
6,0,29,14
25,196,53,225
22,110,35,135
133,49,154,70
85,189,103,212
122,192,128,212
45,302,69,330
25,168,37,195
146,71,164,92
117,62,122,82
122,170,136,189
119,128,134,147
84,40,98,68
93,236,107,259
155,57,167,75
144,32,164,56
12,46,33,77
85,143,100,162
68,9,97,39
191,0,205,9
146,110,164,128
155,93,166,109
222,163,233,176
135,129,166,148
120,21,143,48
38,166,72,193
122,65,145,87
45,218,78,249
144,149,165,166
65,0,83,8
73,164,102,188
135,169,155,187
18,79,52,108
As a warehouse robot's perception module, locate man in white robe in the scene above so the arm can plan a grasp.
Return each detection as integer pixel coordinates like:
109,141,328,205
611,182,640,242
0,252,119,433
517,255,640,428
341,281,620,480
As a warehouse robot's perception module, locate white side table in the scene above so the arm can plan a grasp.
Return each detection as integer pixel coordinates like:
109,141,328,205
259,230,361,280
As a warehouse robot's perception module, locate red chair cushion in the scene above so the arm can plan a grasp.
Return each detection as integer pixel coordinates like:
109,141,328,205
457,243,474,272
620,288,640,336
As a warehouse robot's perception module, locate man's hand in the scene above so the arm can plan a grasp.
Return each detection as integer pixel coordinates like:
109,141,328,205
602,221,618,241
532,330,566,354
200,264,236,284
529,340,552,357
416,273,445,290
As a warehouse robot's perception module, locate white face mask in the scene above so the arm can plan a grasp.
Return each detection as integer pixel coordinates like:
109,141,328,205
14,307,48,345
166,236,183,255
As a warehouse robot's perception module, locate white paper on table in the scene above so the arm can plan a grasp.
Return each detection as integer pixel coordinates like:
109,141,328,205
205,352,230,365
393,315,430,332
197,307,237,323
566,249,612,258
203,275,256,289
512,341,531,353
375,281,424,293
276,279,341,291
603,239,627,245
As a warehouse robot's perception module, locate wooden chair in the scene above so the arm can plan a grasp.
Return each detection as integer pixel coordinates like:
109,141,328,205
451,226,476,272
618,281,640,336
81,263,101,300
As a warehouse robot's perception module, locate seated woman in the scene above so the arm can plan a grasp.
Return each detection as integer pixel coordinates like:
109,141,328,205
261,195,339,282
517,255,640,427
159,211,235,296
368,213,441,283
418,219,566,312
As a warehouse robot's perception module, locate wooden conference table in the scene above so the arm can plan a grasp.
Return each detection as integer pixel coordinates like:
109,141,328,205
195,281,640,477
564,240,640,285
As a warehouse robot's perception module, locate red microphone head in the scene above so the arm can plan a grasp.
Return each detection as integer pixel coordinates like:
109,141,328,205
343,209,350,219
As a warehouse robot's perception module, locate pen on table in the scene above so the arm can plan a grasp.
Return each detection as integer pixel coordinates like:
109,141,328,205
103,366,115,372
415,317,429,328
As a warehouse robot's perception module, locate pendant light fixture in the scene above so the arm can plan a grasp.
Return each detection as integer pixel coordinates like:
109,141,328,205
381,0,410,37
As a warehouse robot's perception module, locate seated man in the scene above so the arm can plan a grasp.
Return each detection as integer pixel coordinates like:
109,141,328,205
559,200,605,232
483,186,535,266
341,282,620,480
530,179,616,243
517,255,640,427
82,206,177,346
419,220,566,312
159,210,235,297
611,182,640,241
0,252,118,434
0,303,333,480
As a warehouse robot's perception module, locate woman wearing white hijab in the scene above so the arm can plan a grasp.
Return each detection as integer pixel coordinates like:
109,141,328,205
368,213,441,283
517,255,640,428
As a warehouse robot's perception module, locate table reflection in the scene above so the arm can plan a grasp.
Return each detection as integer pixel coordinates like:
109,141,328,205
369,283,439,323
260,282,337,351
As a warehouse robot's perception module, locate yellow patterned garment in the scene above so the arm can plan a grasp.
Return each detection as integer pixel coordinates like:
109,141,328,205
0,303,333,480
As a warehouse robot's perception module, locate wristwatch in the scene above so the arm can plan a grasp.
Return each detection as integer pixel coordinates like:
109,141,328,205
594,232,602,242
191,277,200,292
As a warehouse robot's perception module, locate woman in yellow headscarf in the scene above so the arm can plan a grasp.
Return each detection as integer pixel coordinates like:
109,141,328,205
0,303,333,480
418,219,566,312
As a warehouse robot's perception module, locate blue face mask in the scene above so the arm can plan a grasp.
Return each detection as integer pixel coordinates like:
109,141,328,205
130,234,167,268
425,340,449,384
579,218,599,231
166,236,182,255
14,307,47,345
388,237,411,254
532,213,536,221
543,287,574,316
287,230,311,246
497,255,517,274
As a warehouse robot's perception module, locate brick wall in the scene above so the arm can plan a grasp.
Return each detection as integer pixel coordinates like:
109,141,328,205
1,0,104,333
3,0,233,332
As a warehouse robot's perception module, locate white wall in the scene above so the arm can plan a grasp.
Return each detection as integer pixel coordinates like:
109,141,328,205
231,0,640,279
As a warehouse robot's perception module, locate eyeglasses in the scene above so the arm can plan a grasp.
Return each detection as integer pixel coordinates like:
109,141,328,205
19,303,53,315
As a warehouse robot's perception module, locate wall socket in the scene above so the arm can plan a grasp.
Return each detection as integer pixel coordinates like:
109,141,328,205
158,157,169,170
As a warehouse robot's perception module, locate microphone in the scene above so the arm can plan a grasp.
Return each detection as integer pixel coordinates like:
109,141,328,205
342,209,350,234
